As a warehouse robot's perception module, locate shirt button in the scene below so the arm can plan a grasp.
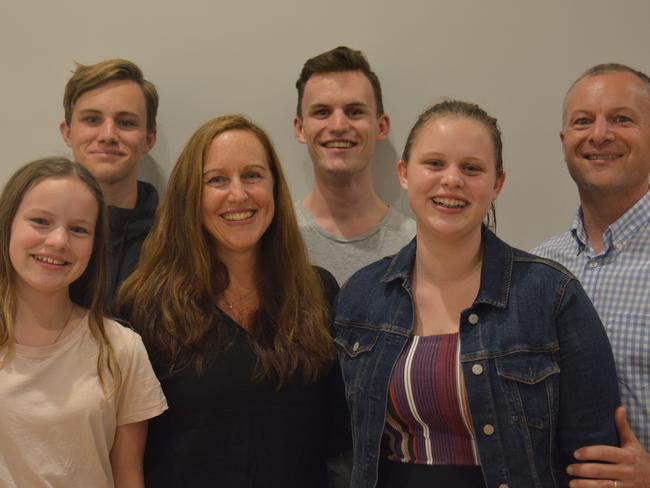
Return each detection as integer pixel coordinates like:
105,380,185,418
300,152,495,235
471,364,483,375
589,261,599,268
468,313,479,325
352,342,360,352
483,424,495,436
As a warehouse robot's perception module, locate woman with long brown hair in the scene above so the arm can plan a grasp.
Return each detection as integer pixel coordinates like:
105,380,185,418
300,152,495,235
116,114,349,487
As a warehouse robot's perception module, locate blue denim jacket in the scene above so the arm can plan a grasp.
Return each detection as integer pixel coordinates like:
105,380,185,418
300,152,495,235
333,229,620,488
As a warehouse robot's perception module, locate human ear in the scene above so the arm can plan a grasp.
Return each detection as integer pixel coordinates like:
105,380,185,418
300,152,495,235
60,121,72,147
376,114,390,141
396,159,408,190
493,171,506,198
293,116,306,144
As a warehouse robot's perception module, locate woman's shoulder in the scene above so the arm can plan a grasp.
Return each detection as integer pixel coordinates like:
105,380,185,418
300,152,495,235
510,246,578,282
101,317,145,353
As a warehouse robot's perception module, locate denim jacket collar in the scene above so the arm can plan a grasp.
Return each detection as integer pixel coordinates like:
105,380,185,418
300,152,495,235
381,227,511,309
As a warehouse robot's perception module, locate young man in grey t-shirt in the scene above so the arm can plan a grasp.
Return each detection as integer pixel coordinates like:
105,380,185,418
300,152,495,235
292,46,415,284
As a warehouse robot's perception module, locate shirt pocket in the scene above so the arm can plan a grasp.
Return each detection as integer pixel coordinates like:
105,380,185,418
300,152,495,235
333,323,380,400
495,352,560,430
605,312,650,391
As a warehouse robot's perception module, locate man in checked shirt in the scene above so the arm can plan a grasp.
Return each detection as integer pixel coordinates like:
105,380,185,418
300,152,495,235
534,63,650,487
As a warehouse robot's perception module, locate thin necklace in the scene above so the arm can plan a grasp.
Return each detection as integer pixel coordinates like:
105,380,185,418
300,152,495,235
51,303,75,344
222,287,256,310
15,302,75,346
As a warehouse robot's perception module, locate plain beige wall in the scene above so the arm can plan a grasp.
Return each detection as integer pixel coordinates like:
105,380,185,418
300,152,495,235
2,0,649,250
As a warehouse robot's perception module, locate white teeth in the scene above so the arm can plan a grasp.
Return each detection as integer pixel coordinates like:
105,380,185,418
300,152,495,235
324,141,354,148
33,255,65,265
587,154,619,160
222,211,255,221
433,197,467,209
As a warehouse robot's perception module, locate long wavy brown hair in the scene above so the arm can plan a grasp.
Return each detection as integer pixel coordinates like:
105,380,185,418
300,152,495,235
116,115,334,385
0,157,121,399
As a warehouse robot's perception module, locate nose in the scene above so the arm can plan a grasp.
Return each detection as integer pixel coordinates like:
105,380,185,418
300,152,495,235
45,226,69,250
227,178,248,202
440,165,464,188
589,116,615,145
329,109,350,134
98,120,118,142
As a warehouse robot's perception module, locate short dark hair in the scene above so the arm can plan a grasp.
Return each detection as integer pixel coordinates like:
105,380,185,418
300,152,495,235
563,63,650,125
295,46,384,117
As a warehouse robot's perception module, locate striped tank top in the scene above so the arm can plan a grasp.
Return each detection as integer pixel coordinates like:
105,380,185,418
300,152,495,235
381,333,480,465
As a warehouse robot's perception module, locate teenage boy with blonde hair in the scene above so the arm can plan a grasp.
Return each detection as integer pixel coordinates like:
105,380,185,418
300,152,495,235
60,58,159,303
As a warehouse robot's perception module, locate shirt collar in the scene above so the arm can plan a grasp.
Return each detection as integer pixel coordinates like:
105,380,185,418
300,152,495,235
571,188,650,254
381,227,511,309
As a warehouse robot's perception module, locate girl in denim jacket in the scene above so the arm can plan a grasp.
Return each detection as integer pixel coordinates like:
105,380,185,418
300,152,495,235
333,100,620,488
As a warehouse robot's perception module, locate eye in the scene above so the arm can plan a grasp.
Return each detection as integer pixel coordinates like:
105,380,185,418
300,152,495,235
311,108,330,118
70,226,91,236
463,163,483,174
572,117,592,127
613,114,633,124
242,171,263,182
82,116,100,125
30,217,48,226
206,175,228,187
117,119,138,128
424,159,444,169
346,107,365,118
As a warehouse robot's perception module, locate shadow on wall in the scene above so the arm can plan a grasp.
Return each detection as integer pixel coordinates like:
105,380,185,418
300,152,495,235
139,154,168,198
374,140,413,217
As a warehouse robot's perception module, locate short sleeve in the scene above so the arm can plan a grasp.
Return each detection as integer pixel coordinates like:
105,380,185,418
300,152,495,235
112,323,168,426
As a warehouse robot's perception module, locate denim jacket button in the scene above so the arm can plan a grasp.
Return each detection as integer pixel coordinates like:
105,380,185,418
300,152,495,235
482,424,495,436
352,341,360,352
468,313,479,325
471,364,483,375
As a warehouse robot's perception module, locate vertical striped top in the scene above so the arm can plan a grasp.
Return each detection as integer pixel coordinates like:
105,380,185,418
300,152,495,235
380,333,479,465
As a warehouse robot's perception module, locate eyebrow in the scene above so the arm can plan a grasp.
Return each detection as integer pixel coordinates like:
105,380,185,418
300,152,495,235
76,108,142,119
308,101,369,110
202,164,269,176
25,207,96,226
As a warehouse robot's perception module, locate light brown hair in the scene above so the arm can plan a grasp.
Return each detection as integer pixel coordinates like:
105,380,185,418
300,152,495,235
116,115,334,385
402,99,504,230
0,157,121,398
63,58,158,132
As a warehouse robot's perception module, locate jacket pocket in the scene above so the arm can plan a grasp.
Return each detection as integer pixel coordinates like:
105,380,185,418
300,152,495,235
495,352,560,430
333,322,380,400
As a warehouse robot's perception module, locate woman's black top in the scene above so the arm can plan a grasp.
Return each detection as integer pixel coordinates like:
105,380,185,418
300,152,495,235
142,268,350,488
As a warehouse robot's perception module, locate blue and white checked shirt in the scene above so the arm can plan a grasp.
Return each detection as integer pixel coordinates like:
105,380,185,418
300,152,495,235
532,189,650,450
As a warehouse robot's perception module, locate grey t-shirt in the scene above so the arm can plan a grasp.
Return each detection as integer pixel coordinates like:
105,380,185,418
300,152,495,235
294,201,416,285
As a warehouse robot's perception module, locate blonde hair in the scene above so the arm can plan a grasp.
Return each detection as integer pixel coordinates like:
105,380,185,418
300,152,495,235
63,58,158,132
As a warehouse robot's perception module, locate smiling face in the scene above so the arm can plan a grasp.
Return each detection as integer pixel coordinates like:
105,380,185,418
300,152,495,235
398,116,504,243
9,177,98,298
59,79,156,190
561,72,650,205
293,70,389,178
201,129,275,261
